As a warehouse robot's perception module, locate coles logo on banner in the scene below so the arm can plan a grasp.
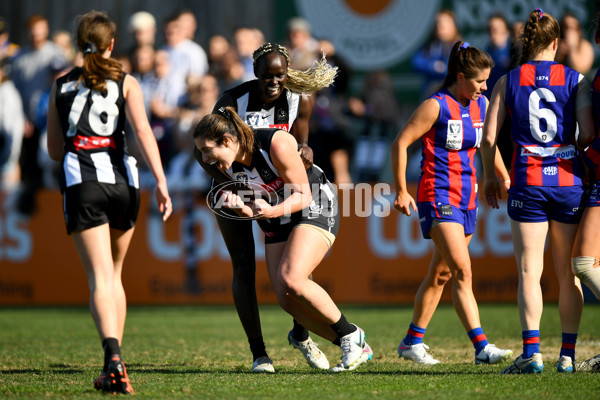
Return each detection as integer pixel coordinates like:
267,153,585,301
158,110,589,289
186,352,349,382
295,0,441,70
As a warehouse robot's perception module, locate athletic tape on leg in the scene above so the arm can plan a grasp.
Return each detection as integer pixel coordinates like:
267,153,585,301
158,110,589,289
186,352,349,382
571,256,600,299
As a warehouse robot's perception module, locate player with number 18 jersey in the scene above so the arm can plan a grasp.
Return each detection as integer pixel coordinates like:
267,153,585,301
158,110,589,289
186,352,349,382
55,68,138,191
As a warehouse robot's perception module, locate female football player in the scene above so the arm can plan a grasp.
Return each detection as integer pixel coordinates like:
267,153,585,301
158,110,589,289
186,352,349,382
195,43,337,372
194,106,373,372
481,8,593,373
47,11,172,393
392,40,512,366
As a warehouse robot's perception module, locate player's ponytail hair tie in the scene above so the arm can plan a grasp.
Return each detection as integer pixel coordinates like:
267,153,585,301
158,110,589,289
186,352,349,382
83,41,98,55
534,8,543,19
217,106,232,120
458,42,470,51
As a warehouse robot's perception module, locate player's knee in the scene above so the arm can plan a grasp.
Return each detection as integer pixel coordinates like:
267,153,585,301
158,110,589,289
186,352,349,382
434,269,452,286
452,264,473,283
572,256,600,299
280,275,305,298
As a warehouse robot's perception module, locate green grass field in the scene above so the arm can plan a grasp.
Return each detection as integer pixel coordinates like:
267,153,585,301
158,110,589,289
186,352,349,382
1,304,600,399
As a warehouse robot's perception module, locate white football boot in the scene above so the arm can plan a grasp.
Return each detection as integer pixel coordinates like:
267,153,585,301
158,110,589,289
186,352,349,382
288,330,330,370
339,325,372,369
252,356,275,373
397,340,440,365
475,344,513,365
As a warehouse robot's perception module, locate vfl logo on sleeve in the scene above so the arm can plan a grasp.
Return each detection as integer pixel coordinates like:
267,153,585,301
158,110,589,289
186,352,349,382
446,120,463,150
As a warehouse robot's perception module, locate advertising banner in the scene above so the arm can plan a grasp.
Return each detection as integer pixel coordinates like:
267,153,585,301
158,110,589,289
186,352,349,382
0,186,559,305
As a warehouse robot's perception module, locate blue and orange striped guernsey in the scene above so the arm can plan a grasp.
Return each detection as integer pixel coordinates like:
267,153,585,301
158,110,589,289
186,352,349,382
582,69,600,182
505,61,584,187
417,88,485,210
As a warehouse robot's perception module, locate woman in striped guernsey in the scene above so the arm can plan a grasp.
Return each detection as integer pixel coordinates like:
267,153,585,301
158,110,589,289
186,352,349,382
392,41,512,366
195,43,337,373
481,8,594,374
46,11,172,394
194,106,373,372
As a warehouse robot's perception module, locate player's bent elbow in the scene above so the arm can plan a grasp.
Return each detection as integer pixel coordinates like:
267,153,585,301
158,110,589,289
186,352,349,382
481,136,495,149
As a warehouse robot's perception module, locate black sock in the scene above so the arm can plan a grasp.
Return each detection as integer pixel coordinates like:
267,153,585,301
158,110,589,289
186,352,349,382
248,336,268,361
102,338,121,372
292,319,309,342
330,314,357,343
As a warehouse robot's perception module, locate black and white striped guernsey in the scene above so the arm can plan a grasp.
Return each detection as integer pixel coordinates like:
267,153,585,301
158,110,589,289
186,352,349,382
223,129,337,233
55,67,138,190
217,80,301,132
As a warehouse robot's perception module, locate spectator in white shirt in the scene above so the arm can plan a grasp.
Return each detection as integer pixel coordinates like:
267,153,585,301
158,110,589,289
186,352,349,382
161,11,209,107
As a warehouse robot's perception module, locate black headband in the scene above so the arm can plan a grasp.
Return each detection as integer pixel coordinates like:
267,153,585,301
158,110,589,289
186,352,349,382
83,42,98,55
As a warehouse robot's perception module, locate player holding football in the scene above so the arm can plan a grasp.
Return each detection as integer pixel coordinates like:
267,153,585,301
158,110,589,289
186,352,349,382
195,43,338,372
194,107,373,372
481,8,594,374
391,41,513,366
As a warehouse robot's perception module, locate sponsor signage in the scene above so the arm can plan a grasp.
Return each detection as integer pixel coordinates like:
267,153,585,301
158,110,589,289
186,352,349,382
0,187,559,305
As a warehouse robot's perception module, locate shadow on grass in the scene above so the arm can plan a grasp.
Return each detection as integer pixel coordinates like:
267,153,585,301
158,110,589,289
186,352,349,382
1,363,500,377
1,369,44,374
1,366,85,375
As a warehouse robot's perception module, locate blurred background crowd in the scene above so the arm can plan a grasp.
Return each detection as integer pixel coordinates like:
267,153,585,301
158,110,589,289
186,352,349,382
0,2,598,216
